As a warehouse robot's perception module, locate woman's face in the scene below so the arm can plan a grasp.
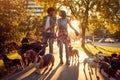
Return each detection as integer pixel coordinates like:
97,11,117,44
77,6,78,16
59,11,62,17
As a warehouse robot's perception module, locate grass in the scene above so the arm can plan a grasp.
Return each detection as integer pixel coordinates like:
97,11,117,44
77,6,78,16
0,50,21,66
0,51,21,78
73,43,120,56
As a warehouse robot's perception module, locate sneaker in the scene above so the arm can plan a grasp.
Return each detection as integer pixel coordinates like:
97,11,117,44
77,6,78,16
66,61,70,65
60,60,63,65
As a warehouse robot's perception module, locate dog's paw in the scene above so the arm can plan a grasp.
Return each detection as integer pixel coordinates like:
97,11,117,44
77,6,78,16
96,76,100,80
35,70,41,74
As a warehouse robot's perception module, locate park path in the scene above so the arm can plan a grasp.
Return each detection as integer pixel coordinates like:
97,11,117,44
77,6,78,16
22,42,106,80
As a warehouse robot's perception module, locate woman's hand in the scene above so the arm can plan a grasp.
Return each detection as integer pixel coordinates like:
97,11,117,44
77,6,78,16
75,30,79,36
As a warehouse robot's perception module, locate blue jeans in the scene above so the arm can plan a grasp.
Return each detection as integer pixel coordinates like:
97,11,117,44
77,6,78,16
59,40,69,62
43,33,53,54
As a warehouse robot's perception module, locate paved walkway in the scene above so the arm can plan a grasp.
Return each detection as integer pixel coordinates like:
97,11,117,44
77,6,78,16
21,42,119,80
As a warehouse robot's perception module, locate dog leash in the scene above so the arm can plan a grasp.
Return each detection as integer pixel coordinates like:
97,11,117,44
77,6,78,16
35,44,47,63
37,44,47,55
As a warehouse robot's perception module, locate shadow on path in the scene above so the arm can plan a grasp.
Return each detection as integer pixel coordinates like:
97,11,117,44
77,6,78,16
93,45,115,53
42,64,61,80
56,61,79,80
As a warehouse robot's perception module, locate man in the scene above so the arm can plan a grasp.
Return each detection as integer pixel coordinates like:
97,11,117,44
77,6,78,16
41,7,56,54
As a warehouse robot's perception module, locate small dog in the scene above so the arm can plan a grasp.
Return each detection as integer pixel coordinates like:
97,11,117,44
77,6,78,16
36,54,55,74
69,46,79,62
0,54,23,74
25,50,37,66
83,52,104,80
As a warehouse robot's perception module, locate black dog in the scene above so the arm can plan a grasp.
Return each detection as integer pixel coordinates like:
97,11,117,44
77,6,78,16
20,42,46,56
0,54,23,74
99,58,120,78
20,42,46,66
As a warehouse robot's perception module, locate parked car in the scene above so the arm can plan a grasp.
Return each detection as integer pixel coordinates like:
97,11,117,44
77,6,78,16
98,38,115,43
85,39,92,43
104,38,115,43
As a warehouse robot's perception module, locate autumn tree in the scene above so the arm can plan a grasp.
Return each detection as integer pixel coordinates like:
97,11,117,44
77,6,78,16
0,0,31,53
58,0,96,47
35,0,60,18
35,0,120,47
59,0,120,47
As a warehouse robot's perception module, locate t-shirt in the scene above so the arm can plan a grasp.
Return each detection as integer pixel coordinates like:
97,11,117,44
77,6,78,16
57,18,69,30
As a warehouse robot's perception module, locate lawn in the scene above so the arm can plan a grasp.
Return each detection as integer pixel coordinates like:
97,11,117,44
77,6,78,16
73,43,120,56
0,50,21,67
0,51,21,78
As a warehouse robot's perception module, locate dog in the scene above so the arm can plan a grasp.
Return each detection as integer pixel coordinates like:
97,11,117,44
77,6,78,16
83,52,104,80
25,50,38,66
0,54,23,74
20,42,46,66
69,46,79,62
99,53,120,78
36,54,55,74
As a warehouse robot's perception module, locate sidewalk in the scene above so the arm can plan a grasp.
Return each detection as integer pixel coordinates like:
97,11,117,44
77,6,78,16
22,43,106,80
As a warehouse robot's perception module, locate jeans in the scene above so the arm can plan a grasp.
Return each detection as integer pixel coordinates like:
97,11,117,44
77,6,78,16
43,33,53,54
59,40,69,62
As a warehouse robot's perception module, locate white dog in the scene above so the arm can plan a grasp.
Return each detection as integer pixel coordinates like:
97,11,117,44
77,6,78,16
83,52,104,80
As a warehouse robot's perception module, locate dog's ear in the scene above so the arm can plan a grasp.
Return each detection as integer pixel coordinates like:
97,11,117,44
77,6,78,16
71,47,73,49
38,55,44,68
98,51,103,54
70,46,73,50
39,55,42,59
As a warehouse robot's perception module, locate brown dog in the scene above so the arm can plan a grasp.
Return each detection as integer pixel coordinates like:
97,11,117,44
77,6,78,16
36,54,55,74
69,46,79,62
25,50,37,66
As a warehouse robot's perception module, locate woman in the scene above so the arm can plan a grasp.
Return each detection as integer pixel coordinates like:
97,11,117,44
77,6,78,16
56,10,79,65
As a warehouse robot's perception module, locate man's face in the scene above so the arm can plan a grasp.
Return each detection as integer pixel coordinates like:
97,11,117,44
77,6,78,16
49,11,55,16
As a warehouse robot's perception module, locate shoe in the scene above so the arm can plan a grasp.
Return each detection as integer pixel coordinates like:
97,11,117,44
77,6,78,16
66,61,70,65
60,60,63,65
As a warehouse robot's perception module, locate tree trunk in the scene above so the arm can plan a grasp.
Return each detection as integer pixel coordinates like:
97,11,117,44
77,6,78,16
92,32,94,45
81,24,86,47
81,6,89,47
